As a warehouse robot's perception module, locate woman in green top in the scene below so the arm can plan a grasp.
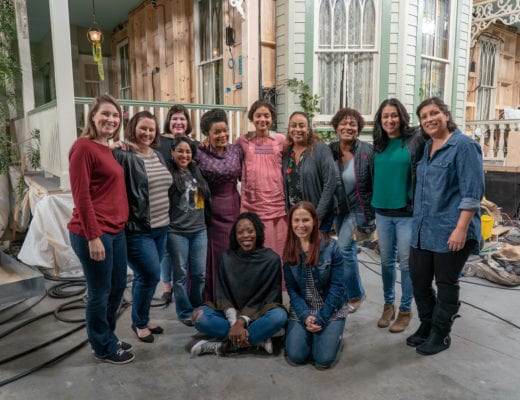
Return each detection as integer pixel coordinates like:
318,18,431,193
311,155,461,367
372,98,426,333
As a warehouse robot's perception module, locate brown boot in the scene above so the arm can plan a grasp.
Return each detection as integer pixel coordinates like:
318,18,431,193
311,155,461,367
377,304,395,328
389,311,413,333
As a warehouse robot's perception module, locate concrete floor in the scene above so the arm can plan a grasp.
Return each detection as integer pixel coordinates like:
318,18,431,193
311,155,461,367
1,247,519,400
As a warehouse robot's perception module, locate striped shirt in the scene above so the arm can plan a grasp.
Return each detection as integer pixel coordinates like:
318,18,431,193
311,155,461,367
137,151,172,228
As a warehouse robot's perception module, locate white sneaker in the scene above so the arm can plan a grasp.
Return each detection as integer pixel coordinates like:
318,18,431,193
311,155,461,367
257,338,273,354
190,340,223,357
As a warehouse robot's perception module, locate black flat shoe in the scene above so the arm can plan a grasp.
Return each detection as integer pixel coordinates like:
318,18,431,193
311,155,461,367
131,325,154,343
148,325,164,334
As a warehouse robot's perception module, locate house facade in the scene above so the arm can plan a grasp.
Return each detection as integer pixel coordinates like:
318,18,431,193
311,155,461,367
14,0,517,190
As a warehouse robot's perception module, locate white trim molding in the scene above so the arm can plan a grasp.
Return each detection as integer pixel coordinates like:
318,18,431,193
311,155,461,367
471,0,520,46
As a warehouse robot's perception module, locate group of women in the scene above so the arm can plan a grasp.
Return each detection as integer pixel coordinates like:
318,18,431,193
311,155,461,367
68,93,484,367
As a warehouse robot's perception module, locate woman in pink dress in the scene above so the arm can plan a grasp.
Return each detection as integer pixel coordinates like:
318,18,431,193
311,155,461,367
236,100,287,257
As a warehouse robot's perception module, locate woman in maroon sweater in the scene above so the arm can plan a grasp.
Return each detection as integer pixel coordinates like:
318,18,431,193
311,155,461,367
68,95,133,365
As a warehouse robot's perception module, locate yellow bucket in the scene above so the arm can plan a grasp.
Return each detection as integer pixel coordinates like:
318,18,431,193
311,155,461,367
481,214,494,241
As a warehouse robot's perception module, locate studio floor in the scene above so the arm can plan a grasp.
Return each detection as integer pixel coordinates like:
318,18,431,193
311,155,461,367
1,247,519,400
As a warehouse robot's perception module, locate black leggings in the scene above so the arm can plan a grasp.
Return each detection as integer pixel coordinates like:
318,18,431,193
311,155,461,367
409,240,476,305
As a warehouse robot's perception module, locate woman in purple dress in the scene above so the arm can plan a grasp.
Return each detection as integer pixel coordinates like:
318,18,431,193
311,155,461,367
196,109,243,301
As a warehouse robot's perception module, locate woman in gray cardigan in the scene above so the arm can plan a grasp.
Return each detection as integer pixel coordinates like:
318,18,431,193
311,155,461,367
282,111,336,232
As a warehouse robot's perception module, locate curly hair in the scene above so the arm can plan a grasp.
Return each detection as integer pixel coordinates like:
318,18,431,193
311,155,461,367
229,212,265,251
331,107,365,132
163,104,192,135
200,108,228,136
125,111,160,147
416,97,458,133
373,98,414,153
283,111,322,155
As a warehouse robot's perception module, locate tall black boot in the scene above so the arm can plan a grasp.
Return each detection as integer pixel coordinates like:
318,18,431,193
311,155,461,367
416,301,460,356
406,295,436,347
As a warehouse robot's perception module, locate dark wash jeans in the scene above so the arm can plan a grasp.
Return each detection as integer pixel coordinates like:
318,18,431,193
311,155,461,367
69,230,128,358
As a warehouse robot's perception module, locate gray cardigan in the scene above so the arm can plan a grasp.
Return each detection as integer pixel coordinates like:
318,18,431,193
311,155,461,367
282,141,336,221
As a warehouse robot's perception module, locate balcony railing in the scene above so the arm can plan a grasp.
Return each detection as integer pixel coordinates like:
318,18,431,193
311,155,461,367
465,119,520,165
19,98,248,190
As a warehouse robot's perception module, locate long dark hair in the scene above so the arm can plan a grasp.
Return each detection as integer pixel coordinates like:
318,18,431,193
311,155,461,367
282,111,322,156
229,212,265,251
416,97,458,133
373,98,415,153
169,136,210,201
283,201,322,266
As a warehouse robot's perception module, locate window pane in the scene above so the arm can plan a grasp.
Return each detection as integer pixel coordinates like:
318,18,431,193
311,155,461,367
318,52,345,114
333,0,346,49
419,59,446,100
200,0,210,61
346,52,373,114
348,0,361,48
319,1,332,48
421,0,450,59
212,0,222,58
362,0,376,48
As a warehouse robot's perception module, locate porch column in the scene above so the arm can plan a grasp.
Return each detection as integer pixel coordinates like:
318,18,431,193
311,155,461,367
49,0,76,191
14,0,35,114
243,0,259,112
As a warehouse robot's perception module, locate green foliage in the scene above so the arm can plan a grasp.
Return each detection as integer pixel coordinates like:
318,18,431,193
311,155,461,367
313,128,337,144
288,78,321,120
27,129,41,170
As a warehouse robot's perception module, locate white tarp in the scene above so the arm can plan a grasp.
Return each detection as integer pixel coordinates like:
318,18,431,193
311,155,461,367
18,194,81,272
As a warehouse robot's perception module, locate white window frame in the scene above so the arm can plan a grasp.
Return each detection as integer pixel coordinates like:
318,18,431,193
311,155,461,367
117,39,131,100
418,0,456,103
195,0,224,105
313,0,381,122
78,54,109,98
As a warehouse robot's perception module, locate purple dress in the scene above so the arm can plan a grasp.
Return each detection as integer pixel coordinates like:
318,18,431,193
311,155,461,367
196,144,243,301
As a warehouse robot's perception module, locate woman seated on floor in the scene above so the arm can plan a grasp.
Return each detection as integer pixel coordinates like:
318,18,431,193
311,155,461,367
283,201,347,369
190,212,288,356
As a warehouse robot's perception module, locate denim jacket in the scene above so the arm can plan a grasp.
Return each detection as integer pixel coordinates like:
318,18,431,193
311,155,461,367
283,238,345,327
411,130,484,253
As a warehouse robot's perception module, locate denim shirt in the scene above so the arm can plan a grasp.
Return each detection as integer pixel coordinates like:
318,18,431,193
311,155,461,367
411,130,484,253
283,238,345,327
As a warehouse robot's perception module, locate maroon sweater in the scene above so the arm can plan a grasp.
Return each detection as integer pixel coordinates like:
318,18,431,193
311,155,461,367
68,138,129,240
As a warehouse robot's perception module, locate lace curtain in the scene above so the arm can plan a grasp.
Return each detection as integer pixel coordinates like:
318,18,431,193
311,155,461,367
316,0,377,116
476,38,499,120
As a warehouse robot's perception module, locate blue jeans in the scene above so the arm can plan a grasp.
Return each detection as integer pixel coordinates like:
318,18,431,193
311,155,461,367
167,229,207,320
335,213,365,301
69,231,127,358
160,249,173,285
126,227,167,328
194,306,287,345
375,213,413,312
285,318,345,368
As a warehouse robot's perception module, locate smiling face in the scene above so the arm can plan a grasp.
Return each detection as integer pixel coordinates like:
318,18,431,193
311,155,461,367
134,117,157,150
92,103,121,141
336,116,359,145
291,208,314,242
252,106,273,135
169,112,188,137
419,103,450,139
171,141,192,171
288,114,309,147
208,121,229,153
381,105,401,138
236,218,257,252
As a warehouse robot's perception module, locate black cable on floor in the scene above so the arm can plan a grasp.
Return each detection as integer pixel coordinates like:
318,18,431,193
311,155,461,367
358,248,520,331
47,282,87,298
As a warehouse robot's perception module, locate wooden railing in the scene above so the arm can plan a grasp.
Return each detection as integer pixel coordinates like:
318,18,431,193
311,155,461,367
465,119,520,165
18,98,248,189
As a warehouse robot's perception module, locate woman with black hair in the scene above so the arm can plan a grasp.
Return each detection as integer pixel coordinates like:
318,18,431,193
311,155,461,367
166,137,210,326
371,98,426,333
190,212,287,356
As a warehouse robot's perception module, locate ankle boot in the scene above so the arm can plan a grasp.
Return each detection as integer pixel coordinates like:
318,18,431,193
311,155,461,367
377,304,395,328
406,320,431,347
416,301,459,356
389,311,413,333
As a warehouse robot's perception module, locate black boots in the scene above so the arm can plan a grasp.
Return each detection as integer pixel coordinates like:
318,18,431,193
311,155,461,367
416,301,460,356
406,295,435,347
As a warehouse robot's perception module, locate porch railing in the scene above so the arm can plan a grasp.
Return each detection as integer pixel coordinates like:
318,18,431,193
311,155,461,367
465,119,520,165
22,98,248,190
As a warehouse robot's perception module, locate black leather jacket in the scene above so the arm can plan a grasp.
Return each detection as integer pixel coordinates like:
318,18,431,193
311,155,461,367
113,148,168,233
329,139,375,223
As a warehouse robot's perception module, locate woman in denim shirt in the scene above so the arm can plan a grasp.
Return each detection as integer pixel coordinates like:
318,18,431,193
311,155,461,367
408,97,484,356
283,201,347,369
